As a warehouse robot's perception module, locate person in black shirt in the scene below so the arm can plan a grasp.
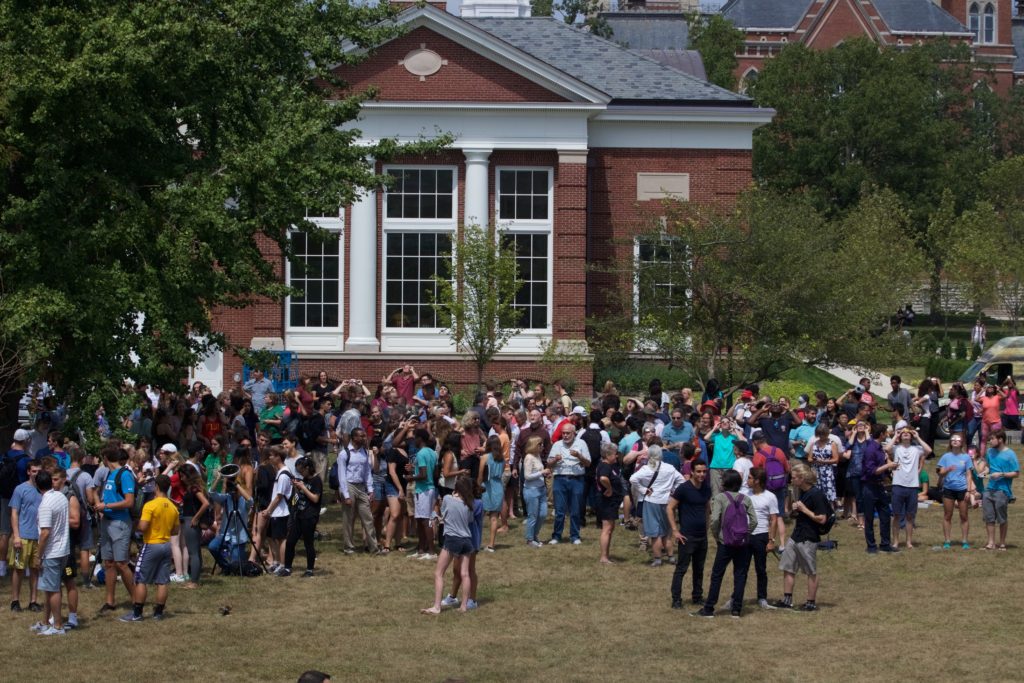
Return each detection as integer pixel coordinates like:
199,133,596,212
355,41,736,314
774,462,828,611
748,398,801,453
595,443,624,565
667,461,712,609
282,458,322,577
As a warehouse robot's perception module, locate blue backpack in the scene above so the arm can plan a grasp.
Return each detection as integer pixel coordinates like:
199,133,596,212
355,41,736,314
722,492,751,547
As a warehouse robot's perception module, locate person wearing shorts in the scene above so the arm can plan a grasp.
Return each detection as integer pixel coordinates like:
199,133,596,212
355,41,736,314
259,446,293,573
9,458,43,613
886,428,930,549
34,470,70,636
982,430,1019,551
774,463,828,612
422,477,475,615
596,443,625,565
98,445,136,614
938,435,974,549
121,474,179,622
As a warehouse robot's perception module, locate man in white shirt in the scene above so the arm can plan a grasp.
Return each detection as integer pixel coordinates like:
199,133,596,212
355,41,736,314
34,470,69,636
884,429,931,549
258,446,292,573
547,424,590,545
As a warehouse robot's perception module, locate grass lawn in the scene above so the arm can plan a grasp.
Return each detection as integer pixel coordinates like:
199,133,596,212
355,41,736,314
7,481,1023,682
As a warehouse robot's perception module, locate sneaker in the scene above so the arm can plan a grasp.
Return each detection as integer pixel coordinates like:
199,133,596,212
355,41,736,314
275,567,292,577
483,546,495,553
690,607,715,618
759,599,777,610
10,600,21,613
649,558,662,568
441,594,460,608
466,599,479,610
342,549,356,556
962,542,970,550
772,599,793,609
866,547,879,554
671,599,683,609
171,574,187,583
548,538,560,545
665,556,676,565
151,612,165,621
267,562,281,573
407,552,424,560
27,601,42,612
942,542,951,550
119,612,144,622
420,553,438,560
799,602,818,612
37,626,66,636
527,541,544,548
571,539,582,545
730,609,741,619
303,570,315,578
29,621,46,633
98,603,117,614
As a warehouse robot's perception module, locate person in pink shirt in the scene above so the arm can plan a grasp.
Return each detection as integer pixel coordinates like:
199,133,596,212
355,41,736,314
1001,377,1021,431
387,365,419,406
978,384,1005,452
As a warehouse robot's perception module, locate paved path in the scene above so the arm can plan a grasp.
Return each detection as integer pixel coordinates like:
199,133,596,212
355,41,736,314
815,365,905,395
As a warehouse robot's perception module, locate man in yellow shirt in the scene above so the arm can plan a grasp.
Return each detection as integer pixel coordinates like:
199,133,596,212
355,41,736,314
120,474,179,622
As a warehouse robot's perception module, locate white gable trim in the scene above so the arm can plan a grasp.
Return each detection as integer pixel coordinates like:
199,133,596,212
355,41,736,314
340,5,611,104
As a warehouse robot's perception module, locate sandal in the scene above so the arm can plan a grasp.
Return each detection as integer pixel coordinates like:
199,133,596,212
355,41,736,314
983,544,996,550
998,544,1007,551
378,547,390,555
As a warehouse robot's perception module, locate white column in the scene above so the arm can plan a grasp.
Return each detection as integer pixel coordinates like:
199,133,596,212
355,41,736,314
346,182,379,352
463,149,492,230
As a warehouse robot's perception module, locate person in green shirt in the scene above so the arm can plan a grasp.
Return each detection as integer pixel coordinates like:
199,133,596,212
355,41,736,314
203,434,232,492
259,393,284,444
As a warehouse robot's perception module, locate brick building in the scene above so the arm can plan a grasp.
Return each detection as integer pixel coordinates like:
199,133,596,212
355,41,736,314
197,1,772,396
723,0,1023,92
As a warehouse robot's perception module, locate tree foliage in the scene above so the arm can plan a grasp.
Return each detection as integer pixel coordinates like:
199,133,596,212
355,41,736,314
749,38,994,231
0,0,444,439
687,12,744,91
431,225,523,391
945,157,1024,332
589,189,925,391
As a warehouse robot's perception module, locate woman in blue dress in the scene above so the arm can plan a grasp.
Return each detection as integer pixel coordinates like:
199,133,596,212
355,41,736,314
477,435,506,552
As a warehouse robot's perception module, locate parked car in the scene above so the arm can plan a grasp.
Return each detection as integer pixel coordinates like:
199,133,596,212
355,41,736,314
933,336,1024,439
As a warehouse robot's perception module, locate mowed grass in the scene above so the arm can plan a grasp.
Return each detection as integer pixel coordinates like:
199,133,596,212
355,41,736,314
4,487,1023,683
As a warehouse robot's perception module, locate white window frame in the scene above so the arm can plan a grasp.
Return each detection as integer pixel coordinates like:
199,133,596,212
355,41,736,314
632,225,692,352
495,167,554,351
380,165,458,352
982,3,995,44
284,209,345,352
969,3,981,41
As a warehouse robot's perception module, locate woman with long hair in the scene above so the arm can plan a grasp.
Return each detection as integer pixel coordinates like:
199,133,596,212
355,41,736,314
282,457,323,577
478,435,506,552
198,395,226,450
521,436,549,547
203,434,231,493
746,467,779,610
178,464,210,589
382,442,410,554
162,451,188,583
809,422,840,507
938,432,975,549
422,475,477,615
438,432,466,500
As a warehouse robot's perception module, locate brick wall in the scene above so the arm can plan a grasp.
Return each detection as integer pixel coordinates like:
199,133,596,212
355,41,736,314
333,27,568,102
587,148,753,315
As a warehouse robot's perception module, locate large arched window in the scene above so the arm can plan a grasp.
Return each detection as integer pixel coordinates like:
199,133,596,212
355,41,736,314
969,2,980,41
983,3,995,43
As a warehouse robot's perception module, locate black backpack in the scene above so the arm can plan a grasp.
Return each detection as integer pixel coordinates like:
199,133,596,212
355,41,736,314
298,414,324,453
0,452,29,497
580,428,603,475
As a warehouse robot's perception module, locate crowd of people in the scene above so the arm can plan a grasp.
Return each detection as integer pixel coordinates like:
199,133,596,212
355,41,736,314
1,367,1020,631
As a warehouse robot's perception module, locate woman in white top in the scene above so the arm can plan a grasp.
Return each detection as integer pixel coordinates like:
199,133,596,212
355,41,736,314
629,446,684,567
521,436,550,547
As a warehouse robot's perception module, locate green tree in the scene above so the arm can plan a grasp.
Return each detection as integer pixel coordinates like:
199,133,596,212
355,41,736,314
945,157,1024,332
531,0,554,16
431,225,524,391
687,13,744,91
0,0,444,441
590,189,924,391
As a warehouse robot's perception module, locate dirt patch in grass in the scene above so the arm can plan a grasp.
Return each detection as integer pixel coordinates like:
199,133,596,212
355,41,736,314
6,499,1022,682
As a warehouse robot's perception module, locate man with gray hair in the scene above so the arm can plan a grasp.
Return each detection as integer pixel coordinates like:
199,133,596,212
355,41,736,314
630,445,684,567
547,423,590,545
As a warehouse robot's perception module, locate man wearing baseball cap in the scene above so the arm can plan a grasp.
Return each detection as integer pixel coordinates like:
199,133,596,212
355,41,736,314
0,429,34,579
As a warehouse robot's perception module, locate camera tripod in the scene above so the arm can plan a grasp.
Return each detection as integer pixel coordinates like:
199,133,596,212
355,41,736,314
213,501,266,576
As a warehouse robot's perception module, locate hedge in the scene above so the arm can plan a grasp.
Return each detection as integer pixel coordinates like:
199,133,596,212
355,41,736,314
924,357,974,382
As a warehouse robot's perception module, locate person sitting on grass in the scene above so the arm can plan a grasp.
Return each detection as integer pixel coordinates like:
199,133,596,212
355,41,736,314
422,475,476,615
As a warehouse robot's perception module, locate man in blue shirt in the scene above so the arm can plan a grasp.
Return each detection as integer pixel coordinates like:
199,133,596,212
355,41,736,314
983,430,1020,550
98,445,136,613
1,428,33,579
788,412,817,461
8,459,43,612
660,409,694,472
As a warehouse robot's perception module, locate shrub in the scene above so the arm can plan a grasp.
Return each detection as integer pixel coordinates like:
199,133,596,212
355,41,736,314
971,343,982,359
939,339,952,359
924,357,973,382
595,361,694,397
954,339,967,360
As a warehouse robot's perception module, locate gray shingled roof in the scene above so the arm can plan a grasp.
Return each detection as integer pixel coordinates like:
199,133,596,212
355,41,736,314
466,17,748,103
601,12,690,50
721,0,814,30
1013,18,1024,73
872,0,967,34
632,49,707,80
